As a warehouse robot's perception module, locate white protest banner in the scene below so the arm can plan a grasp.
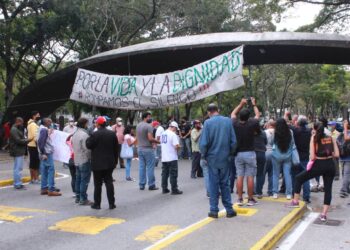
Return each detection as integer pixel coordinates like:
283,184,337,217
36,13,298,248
50,130,71,164
70,46,244,109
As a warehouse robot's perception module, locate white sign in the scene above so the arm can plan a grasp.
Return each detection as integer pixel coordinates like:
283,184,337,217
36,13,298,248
70,46,244,109
50,130,71,164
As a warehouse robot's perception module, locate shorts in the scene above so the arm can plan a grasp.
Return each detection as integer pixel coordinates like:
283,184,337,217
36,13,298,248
28,146,40,170
235,151,257,177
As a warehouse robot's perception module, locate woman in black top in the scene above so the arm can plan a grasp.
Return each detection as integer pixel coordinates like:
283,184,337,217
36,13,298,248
288,122,339,222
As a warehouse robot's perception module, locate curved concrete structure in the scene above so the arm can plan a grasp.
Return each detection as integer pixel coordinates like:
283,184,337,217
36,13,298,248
6,32,350,120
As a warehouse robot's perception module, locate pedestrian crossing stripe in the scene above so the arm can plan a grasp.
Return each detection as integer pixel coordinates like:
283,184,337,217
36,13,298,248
49,216,125,235
0,205,55,223
135,225,179,243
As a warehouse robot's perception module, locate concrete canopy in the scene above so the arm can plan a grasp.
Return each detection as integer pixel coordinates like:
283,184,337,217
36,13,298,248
6,32,350,120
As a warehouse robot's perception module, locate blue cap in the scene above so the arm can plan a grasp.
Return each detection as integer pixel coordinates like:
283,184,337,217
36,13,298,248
328,121,336,126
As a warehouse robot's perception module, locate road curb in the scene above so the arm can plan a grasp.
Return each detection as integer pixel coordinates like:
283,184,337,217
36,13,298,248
0,173,60,187
250,201,307,250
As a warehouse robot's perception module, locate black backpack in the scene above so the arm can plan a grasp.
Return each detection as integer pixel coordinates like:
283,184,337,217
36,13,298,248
337,133,350,157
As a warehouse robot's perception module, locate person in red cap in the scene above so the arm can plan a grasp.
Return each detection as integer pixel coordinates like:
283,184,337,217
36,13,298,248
86,116,119,209
152,121,164,167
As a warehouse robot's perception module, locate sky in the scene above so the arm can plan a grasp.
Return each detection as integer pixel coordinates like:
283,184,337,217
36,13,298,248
275,2,323,31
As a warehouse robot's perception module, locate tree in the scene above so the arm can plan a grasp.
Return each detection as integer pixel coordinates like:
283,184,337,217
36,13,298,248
0,0,81,107
289,0,350,32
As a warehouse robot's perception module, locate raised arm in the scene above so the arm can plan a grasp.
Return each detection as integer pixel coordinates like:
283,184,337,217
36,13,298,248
231,98,247,119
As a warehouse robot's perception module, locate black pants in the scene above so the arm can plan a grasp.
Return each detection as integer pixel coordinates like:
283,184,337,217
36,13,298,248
191,152,201,177
68,164,76,193
116,144,124,168
93,169,115,206
162,161,178,191
295,158,335,205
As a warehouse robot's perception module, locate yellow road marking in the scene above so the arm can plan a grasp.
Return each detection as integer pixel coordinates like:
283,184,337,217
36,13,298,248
0,205,55,223
261,197,292,203
250,201,306,250
135,225,179,243
145,206,257,250
49,216,125,235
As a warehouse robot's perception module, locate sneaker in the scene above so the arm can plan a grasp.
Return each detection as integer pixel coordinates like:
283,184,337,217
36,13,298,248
79,200,93,206
14,185,26,190
208,212,218,219
320,214,327,222
247,198,258,206
236,198,244,206
226,210,237,218
126,177,135,181
286,200,300,208
149,186,159,191
162,189,170,194
273,193,278,199
171,189,183,195
286,195,292,200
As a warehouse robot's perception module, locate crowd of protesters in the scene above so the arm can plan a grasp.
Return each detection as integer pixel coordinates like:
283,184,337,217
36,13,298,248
2,98,350,222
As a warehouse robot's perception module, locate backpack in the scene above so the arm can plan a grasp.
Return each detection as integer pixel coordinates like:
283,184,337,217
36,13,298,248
336,133,350,157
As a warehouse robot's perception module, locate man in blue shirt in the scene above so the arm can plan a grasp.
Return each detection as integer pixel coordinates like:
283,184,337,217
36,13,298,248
200,103,237,218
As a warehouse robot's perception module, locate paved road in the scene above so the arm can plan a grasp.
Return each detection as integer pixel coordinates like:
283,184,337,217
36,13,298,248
1,157,349,250
276,175,350,250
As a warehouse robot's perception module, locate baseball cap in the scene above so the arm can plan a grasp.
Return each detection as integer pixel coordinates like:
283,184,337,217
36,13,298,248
152,121,160,127
169,121,179,130
328,121,336,126
95,116,106,125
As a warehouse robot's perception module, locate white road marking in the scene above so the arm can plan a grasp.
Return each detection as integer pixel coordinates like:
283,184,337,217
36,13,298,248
276,212,319,250
0,172,69,190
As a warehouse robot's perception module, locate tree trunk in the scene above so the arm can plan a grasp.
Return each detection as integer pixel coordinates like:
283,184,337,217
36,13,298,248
5,70,15,108
185,103,192,120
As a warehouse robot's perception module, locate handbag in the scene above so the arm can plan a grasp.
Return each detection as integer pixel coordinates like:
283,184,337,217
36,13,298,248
291,147,300,166
306,160,315,171
121,143,133,159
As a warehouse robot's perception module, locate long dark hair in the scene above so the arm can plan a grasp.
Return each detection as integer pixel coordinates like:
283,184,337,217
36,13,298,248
274,118,292,153
313,122,325,145
123,125,132,135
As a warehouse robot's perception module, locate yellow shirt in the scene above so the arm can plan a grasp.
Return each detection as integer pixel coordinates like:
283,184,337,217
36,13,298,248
27,119,39,147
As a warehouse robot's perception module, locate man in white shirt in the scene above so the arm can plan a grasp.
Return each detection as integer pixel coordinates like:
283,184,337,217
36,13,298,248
161,121,183,195
153,121,164,167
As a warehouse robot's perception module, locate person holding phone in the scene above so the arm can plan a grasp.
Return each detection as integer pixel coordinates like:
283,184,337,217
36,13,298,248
288,122,339,222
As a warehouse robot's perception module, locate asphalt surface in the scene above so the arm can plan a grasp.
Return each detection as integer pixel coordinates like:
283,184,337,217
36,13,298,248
1,157,349,250
276,175,350,250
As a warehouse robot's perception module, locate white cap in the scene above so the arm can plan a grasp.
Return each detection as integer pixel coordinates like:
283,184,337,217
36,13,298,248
169,121,179,130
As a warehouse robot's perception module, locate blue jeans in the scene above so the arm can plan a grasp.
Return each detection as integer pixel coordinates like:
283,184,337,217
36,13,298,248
255,151,266,195
180,138,192,159
291,160,310,201
264,151,273,195
138,148,156,188
200,159,210,193
40,153,56,192
125,158,132,178
75,161,92,202
13,156,24,187
208,166,233,214
155,146,161,167
229,157,236,193
272,156,292,196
